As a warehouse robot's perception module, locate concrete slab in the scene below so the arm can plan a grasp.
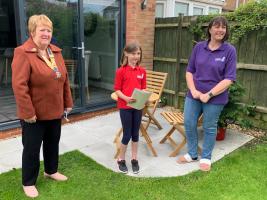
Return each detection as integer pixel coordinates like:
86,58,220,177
0,108,254,177
0,137,22,157
0,150,21,174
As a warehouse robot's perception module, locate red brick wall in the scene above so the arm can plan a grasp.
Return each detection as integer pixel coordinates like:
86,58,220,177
126,0,156,70
223,0,250,11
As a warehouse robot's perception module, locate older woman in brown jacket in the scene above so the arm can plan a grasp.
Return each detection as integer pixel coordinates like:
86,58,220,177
12,14,73,198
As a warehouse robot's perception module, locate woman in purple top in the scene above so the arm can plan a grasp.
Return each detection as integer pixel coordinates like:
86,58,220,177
177,16,237,171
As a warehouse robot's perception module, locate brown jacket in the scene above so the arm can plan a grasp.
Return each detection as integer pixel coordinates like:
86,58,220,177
12,38,73,120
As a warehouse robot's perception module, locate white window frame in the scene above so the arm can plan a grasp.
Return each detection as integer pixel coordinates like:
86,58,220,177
157,0,223,17
192,4,205,16
156,1,167,18
174,0,189,16
208,6,221,14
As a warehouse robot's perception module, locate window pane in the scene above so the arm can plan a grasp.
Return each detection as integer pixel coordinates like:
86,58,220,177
175,2,189,16
209,7,220,14
25,0,82,106
0,1,17,123
156,3,164,18
193,7,203,16
83,0,120,104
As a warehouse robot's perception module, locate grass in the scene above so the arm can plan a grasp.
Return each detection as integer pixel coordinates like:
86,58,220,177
0,140,266,200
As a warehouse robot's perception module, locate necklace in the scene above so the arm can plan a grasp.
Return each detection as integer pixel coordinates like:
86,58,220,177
41,48,61,79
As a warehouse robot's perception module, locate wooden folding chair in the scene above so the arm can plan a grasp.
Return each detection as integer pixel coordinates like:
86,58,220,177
160,111,203,157
143,70,168,130
64,59,90,100
65,59,78,99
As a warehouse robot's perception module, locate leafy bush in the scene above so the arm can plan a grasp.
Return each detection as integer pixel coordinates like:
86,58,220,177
158,96,167,107
218,82,257,128
218,82,245,128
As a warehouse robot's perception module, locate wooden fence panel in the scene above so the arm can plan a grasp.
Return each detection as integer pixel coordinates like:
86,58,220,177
262,37,267,64
153,61,176,92
245,32,257,64
254,31,267,64
247,70,267,107
178,63,187,93
237,35,247,63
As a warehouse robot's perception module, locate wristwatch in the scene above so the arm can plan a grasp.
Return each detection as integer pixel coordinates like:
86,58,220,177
208,92,214,98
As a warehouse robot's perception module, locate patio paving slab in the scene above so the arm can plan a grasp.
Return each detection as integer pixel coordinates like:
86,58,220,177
0,108,254,177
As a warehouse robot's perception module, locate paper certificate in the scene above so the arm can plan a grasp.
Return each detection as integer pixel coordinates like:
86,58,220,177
127,88,152,110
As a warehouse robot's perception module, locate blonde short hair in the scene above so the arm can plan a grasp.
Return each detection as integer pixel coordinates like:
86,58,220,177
28,14,53,34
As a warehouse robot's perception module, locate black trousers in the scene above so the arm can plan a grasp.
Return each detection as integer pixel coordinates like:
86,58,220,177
119,109,142,145
20,119,61,186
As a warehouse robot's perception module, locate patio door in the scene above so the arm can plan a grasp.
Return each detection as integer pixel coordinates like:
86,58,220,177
0,0,124,128
25,0,121,109
0,0,17,123
25,0,85,108
82,0,120,106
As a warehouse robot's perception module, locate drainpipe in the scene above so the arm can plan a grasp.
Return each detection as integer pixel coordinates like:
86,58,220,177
235,0,239,9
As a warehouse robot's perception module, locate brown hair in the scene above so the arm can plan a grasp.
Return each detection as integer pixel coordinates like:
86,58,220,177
206,16,229,42
28,14,53,35
120,42,142,66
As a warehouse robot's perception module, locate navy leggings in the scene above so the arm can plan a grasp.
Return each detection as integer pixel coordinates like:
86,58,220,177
119,109,143,145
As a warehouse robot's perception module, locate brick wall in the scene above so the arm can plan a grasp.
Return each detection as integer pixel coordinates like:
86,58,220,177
223,0,250,11
126,0,156,70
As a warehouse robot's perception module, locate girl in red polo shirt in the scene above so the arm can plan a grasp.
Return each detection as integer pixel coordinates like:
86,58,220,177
114,42,146,174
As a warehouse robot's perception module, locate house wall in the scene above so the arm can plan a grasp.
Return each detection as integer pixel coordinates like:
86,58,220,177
126,0,156,70
223,0,236,11
223,0,249,12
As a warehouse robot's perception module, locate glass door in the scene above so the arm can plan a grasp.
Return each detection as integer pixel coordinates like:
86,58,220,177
25,0,121,108
83,0,120,106
25,0,84,107
0,0,124,129
0,0,17,123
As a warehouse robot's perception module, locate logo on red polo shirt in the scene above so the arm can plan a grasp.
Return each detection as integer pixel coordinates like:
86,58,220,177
137,74,144,79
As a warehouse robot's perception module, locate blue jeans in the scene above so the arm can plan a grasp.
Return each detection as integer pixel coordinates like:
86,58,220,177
184,97,224,160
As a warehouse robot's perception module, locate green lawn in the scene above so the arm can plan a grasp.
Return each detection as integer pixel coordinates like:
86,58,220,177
0,140,266,200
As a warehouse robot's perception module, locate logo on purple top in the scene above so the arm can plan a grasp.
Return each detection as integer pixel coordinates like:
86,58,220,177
215,56,226,62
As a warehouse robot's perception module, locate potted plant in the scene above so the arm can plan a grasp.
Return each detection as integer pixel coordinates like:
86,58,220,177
158,96,167,108
216,82,245,140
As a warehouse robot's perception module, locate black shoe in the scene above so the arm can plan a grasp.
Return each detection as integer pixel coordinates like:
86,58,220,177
131,159,140,174
117,160,128,173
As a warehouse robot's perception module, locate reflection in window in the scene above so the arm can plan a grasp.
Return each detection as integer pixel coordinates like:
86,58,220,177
25,0,77,58
175,2,189,16
156,3,164,18
0,0,16,123
209,7,220,14
25,0,82,105
193,7,203,16
83,0,119,104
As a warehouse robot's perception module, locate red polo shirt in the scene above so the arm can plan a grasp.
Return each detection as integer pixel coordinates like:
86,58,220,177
114,65,146,109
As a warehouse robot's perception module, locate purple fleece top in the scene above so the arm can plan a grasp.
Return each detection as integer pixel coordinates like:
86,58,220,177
186,40,237,105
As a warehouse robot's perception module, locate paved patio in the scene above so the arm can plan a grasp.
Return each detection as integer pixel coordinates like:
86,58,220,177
0,108,254,177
